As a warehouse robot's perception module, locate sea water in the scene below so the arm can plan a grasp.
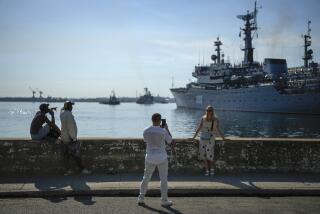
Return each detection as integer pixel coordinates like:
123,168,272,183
0,102,319,138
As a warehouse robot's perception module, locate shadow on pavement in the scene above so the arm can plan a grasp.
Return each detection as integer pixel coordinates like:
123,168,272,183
1,172,320,199
33,174,96,205
163,205,184,214
140,204,171,214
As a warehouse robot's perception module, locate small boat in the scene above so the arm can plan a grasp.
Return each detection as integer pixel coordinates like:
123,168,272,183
99,90,120,105
154,95,169,104
136,88,154,104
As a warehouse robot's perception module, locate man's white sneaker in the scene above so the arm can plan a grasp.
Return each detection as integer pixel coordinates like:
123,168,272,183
81,169,91,174
137,195,145,205
64,170,74,175
161,199,173,207
210,169,215,176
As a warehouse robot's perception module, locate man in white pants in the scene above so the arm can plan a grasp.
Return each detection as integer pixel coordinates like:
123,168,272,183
138,113,173,207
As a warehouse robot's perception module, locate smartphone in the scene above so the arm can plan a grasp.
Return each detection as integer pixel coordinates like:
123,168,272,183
161,119,167,127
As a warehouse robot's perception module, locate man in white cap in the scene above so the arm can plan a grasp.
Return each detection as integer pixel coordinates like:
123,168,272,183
30,103,60,140
60,101,90,174
138,113,173,207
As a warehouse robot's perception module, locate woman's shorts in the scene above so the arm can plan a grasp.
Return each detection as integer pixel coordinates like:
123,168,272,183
198,138,215,161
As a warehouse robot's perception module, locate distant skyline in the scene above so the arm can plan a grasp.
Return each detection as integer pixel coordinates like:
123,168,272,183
0,0,319,98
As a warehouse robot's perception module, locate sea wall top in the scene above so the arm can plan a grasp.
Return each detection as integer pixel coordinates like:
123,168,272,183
0,137,320,175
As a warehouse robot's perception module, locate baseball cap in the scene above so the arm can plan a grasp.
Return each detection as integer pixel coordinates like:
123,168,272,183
63,100,75,109
39,103,50,111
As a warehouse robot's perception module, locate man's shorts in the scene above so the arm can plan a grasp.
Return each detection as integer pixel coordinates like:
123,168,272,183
30,125,50,140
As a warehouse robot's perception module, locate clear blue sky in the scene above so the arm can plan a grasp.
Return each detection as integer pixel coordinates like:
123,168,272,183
0,0,319,98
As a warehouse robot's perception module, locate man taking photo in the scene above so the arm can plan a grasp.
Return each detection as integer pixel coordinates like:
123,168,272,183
138,113,173,207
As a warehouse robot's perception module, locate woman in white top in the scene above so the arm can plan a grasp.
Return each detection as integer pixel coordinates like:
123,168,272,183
192,105,226,176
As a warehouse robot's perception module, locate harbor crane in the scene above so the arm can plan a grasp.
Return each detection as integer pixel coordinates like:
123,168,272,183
29,87,36,99
36,88,43,99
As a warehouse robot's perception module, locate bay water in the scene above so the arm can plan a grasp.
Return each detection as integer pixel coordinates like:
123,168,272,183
0,102,319,138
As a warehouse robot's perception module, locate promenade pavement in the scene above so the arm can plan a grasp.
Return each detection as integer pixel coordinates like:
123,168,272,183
2,196,320,214
1,172,320,198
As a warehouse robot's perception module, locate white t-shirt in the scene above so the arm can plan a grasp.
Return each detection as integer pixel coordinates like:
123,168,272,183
60,110,77,143
143,125,172,164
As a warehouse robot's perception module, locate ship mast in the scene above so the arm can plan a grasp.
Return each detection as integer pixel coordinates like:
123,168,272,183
302,20,313,68
211,37,223,64
237,1,260,65
215,37,222,64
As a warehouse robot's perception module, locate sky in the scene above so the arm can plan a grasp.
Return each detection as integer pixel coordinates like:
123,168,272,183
0,0,319,98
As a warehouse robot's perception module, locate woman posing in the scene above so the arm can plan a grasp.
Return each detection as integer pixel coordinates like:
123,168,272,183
192,105,226,176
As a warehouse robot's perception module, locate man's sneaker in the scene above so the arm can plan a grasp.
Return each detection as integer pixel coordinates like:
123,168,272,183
161,199,173,207
204,170,209,176
64,170,74,175
81,169,91,174
210,168,215,176
137,195,145,205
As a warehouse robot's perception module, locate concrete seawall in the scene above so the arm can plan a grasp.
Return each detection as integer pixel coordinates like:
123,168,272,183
0,137,320,175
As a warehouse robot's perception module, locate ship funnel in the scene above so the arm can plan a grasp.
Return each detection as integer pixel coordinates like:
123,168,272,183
263,58,287,79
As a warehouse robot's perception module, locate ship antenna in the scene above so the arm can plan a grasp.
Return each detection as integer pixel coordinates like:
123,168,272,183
171,76,174,88
198,48,200,65
308,20,311,37
202,50,205,65
302,20,313,67
237,0,261,65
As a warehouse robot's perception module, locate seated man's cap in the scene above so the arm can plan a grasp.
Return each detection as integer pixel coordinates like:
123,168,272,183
64,100,75,109
39,103,50,111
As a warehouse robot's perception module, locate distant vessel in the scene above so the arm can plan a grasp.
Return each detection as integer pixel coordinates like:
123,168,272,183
154,95,169,104
170,1,320,114
136,88,154,104
99,90,120,105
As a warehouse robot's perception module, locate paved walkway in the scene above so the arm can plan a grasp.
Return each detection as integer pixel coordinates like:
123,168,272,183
2,197,320,214
1,173,320,197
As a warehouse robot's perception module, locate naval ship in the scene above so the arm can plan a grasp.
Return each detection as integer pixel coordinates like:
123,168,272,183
99,90,120,105
170,2,320,114
136,88,154,104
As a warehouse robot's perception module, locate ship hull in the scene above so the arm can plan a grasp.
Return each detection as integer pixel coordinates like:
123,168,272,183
171,85,320,114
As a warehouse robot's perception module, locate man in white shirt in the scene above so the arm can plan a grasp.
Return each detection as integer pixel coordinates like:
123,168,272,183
60,101,90,174
138,113,173,207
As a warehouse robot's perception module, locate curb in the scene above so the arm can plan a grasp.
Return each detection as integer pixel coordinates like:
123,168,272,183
1,188,320,198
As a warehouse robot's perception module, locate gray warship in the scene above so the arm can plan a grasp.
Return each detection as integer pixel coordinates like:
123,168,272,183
99,90,120,105
136,88,154,104
170,2,320,114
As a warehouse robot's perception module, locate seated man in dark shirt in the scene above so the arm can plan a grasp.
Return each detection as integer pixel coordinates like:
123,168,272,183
30,103,61,140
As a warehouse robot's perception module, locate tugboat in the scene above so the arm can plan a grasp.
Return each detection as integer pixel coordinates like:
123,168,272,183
136,88,154,104
99,90,120,105
170,1,320,114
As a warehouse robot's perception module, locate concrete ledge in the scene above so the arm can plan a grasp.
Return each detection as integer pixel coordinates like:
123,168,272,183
2,189,320,198
1,173,320,197
1,137,319,142
1,137,320,175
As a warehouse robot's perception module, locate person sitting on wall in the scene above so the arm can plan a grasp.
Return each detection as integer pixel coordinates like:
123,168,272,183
138,113,174,207
60,101,90,174
191,105,226,176
30,103,61,140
